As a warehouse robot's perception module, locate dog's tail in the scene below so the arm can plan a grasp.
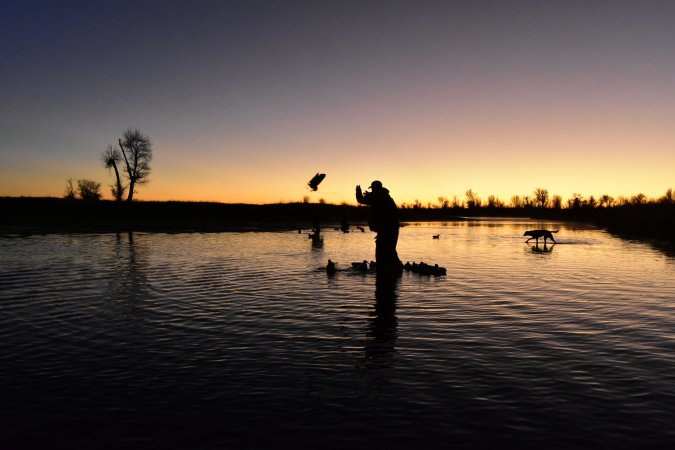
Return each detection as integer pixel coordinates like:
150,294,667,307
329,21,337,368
552,229,559,233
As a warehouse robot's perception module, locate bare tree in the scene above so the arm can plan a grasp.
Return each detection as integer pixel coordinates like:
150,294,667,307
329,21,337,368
616,195,629,207
534,187,549,208
568,193,584,209
598,194,613,208
551,195,563,209
510,195,522,208
465,189,481,209
64,178,76,199
606,195,615,207
77,179,102,201
101,145,126,201
118,128,152,201
486,195,504,208
630,193,647,206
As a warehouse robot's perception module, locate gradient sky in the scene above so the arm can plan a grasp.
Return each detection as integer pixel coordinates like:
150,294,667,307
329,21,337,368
2,0,674,205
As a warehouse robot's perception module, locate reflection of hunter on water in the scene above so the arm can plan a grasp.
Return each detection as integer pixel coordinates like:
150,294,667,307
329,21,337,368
365,277,399,366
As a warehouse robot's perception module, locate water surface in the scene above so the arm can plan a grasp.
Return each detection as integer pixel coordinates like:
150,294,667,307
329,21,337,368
2,220,675,448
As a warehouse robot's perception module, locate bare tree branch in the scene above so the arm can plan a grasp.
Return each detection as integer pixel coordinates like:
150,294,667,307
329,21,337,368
117,128,153,201
101,145,126,201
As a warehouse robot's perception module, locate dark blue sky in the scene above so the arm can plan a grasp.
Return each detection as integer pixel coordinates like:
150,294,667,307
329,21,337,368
2,0,674,202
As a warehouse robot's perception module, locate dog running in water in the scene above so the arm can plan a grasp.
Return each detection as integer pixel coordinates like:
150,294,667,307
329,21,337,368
523,229,559,245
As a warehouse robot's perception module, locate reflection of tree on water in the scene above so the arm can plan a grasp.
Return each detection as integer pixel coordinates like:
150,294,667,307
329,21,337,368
364,275,399,376
110,231,149,311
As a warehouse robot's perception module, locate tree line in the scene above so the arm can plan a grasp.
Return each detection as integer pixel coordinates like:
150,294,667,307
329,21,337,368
400,187,675,210
65,128,153,201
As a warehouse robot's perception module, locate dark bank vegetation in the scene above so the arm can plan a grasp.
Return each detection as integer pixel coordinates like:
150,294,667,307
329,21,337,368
0,197,374,233
2,186,674,249
400,187,675,246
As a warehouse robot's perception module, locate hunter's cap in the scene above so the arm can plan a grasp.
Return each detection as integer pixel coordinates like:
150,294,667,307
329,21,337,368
369,180,382,189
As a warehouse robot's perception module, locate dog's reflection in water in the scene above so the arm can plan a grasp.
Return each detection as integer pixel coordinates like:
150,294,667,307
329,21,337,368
530,242,555,253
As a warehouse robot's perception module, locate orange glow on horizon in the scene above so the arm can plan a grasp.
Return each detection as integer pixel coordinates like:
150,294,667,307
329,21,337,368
3,2,675,207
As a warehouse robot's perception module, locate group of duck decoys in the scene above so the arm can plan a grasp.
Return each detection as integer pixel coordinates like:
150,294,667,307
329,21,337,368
325,259,447,276
303,226,438,237
334,224,365,233
325,259,376,275
403,261,447,276
312,227,447,277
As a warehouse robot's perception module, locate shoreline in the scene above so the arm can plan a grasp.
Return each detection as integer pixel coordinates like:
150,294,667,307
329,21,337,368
1,197,673,253
0,197,472,235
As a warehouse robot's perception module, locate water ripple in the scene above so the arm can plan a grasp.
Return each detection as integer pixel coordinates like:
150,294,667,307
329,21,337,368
1,225,675,448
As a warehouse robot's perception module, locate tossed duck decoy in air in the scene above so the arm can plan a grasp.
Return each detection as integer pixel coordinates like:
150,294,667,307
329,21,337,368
307,173,326,191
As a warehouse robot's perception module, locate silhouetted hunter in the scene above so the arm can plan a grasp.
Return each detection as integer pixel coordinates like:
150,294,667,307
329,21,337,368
356,181,402,275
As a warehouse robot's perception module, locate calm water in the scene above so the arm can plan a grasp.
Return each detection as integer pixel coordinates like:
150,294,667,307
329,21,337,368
2,220,675,448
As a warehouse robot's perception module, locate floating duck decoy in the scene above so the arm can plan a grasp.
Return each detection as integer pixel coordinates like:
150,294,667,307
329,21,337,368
351,260,369,272
369,260,377,271
326,259,336,275
431,264,447,276
432,234,440,239
407,261,447,276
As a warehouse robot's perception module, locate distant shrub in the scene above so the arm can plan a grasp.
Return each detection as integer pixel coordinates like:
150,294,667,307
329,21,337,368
77,179,102,201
